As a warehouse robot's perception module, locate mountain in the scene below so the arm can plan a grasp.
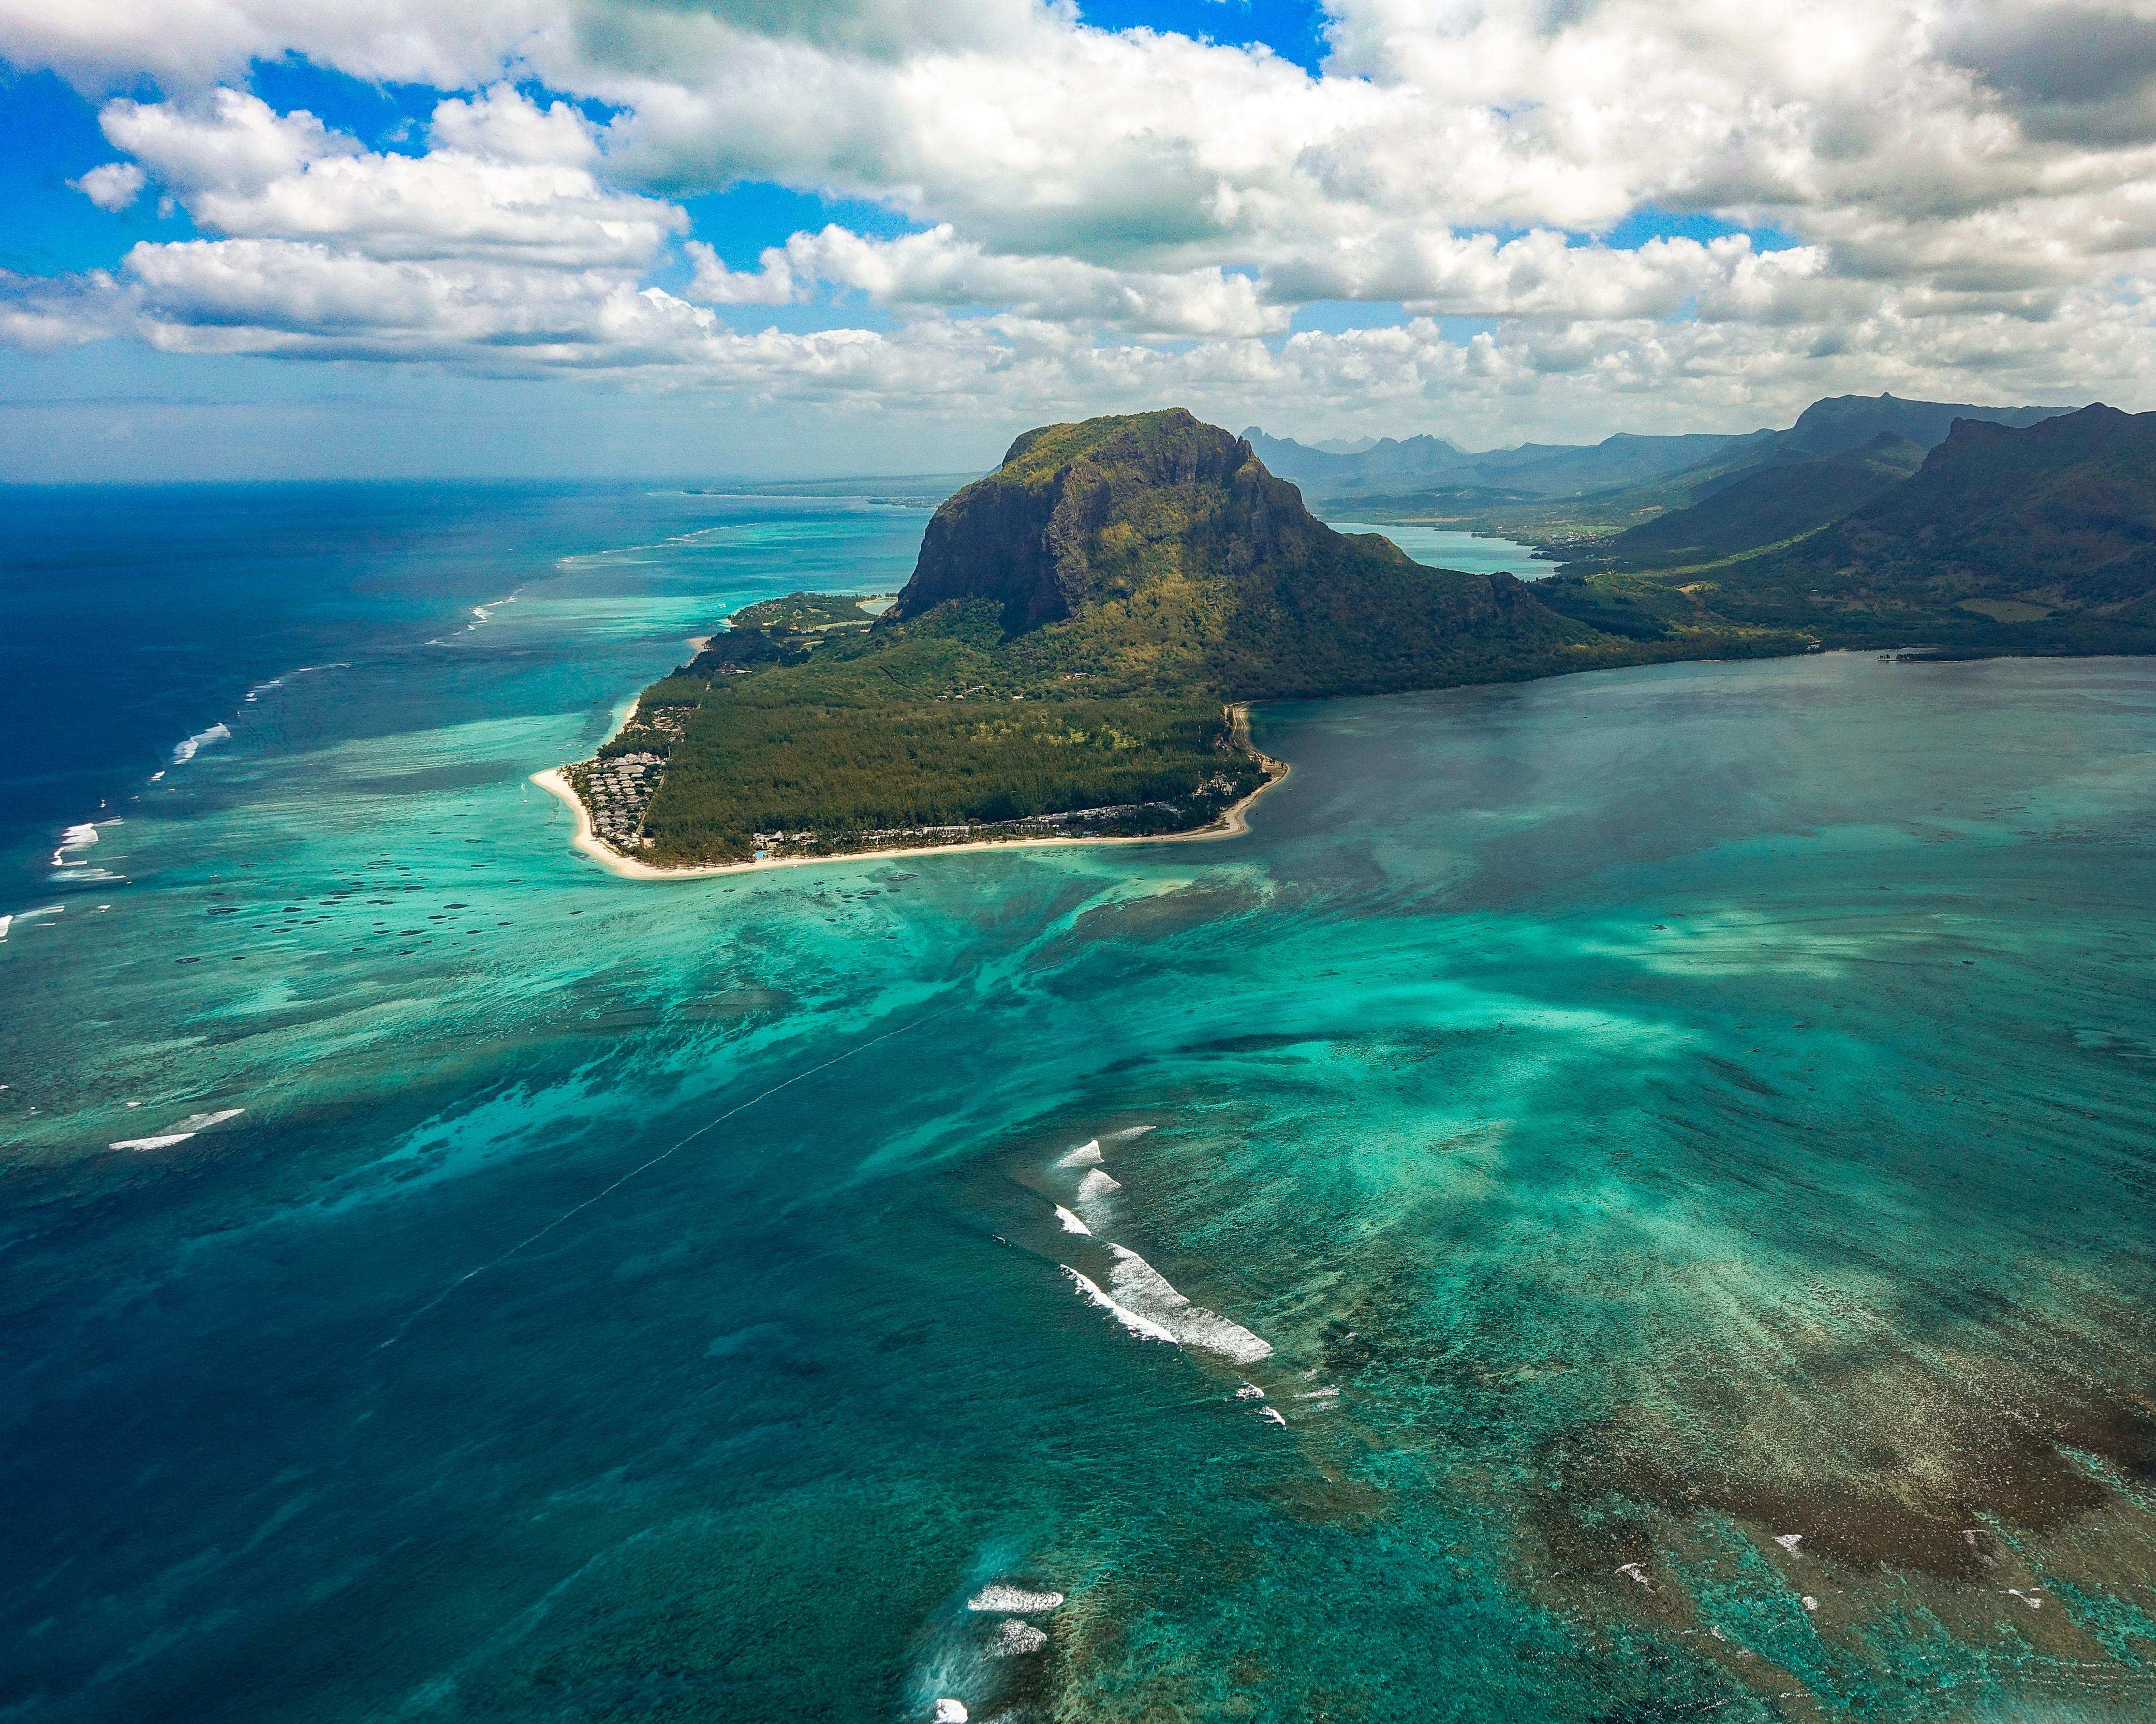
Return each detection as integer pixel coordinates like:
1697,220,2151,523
897,410,1595,699
1770,392,2066,462
1666,404,2156,645
1242,424,1761,502
577,410,1747,866
1599,433,1927,569
1239,426,1473,492
1663,392,2076,511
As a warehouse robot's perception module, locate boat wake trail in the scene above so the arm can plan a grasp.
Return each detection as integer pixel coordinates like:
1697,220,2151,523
376,1002,960,1351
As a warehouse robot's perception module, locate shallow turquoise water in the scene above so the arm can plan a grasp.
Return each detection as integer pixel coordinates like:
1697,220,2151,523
6,490,2156,1722
1326,521,1559,578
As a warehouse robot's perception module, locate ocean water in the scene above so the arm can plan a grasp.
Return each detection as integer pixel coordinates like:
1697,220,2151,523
6,486,2156,1722
1328,521,1559,578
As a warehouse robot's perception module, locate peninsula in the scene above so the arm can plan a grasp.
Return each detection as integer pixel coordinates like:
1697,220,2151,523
548,402,2156,871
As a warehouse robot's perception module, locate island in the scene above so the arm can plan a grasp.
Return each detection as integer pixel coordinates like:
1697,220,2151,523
542,402,2156,873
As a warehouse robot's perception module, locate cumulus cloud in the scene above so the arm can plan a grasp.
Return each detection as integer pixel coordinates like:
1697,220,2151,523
70,159,145,211
687,225,1289,335
4,0,2156,438
98,87,682,267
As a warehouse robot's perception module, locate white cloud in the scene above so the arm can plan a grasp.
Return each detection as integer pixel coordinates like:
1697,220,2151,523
96,88,683,269
6,0,2156,442
688,224,1289,335
71,159,145,211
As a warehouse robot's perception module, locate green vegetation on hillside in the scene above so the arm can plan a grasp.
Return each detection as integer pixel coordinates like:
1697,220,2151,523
728,591,884,632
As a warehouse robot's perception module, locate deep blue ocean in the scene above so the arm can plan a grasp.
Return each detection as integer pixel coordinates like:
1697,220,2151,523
6,483,2156,1723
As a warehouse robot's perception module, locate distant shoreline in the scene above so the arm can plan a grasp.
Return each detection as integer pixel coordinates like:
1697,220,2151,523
533,704,1288,882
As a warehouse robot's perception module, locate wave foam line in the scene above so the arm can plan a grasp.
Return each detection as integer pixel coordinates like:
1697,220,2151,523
1053,1203,1090,1236
377,1002,959,1350
1062,1265,1178,1345
171,721,231,765
2,904,64,940
968,1585,1064,1614
244,661,346,703
1106,1244,1273,1364
111,1107,244,1151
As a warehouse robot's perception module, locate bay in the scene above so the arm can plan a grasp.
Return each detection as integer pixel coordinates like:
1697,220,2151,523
1325,519,1559,578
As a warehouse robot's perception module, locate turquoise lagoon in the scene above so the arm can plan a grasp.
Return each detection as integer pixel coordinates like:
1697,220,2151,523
5,487,2156,1721
1325,521,1559,578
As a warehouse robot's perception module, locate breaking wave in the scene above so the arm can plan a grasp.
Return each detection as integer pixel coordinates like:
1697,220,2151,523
110,1107,244,1152
968,1585,1064,1614
171,722,230,766
1053,1203,1090,1236
1,904,65,942
991,1619,1047,1656
244,662,345,703
1062,1265,1178,1345
1105,1245,1273,1364
1055,1139,1102,1167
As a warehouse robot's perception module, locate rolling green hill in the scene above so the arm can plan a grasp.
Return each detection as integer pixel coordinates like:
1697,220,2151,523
1677,404,2156,649
1595,433,1926,569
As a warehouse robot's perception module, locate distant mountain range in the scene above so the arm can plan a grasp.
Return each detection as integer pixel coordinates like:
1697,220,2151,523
1245,393,2074,510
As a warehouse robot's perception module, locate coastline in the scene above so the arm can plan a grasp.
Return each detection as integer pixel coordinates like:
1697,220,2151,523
533,704,1288,882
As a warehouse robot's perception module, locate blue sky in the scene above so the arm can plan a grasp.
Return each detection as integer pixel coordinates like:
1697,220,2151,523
0,0,2142,480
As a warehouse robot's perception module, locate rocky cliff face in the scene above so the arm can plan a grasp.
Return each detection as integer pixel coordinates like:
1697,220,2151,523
891,410,1265,632
890,409,1588,696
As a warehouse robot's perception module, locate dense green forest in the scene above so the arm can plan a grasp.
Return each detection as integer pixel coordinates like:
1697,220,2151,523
604,624,1265,864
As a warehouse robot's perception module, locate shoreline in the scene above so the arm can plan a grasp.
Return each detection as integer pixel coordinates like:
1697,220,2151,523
533,704,1289,882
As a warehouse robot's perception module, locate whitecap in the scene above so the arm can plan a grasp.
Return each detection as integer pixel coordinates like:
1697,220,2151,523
171,721,231,765
1074,1168,1120,1200
1258,1406,1287,1426
110,1107,243,1151
968,1585,1064,1614
1234,1383,1265,1400
1052,1204,1090,1236
1105,1244,1272,1364
2,904,64,940
933,1702,968,1723
991,1619,1048,1656
1106,1124,1156,1141
1062,1265,1177,1345
1055,1139,1102,1167
245,660,346,704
